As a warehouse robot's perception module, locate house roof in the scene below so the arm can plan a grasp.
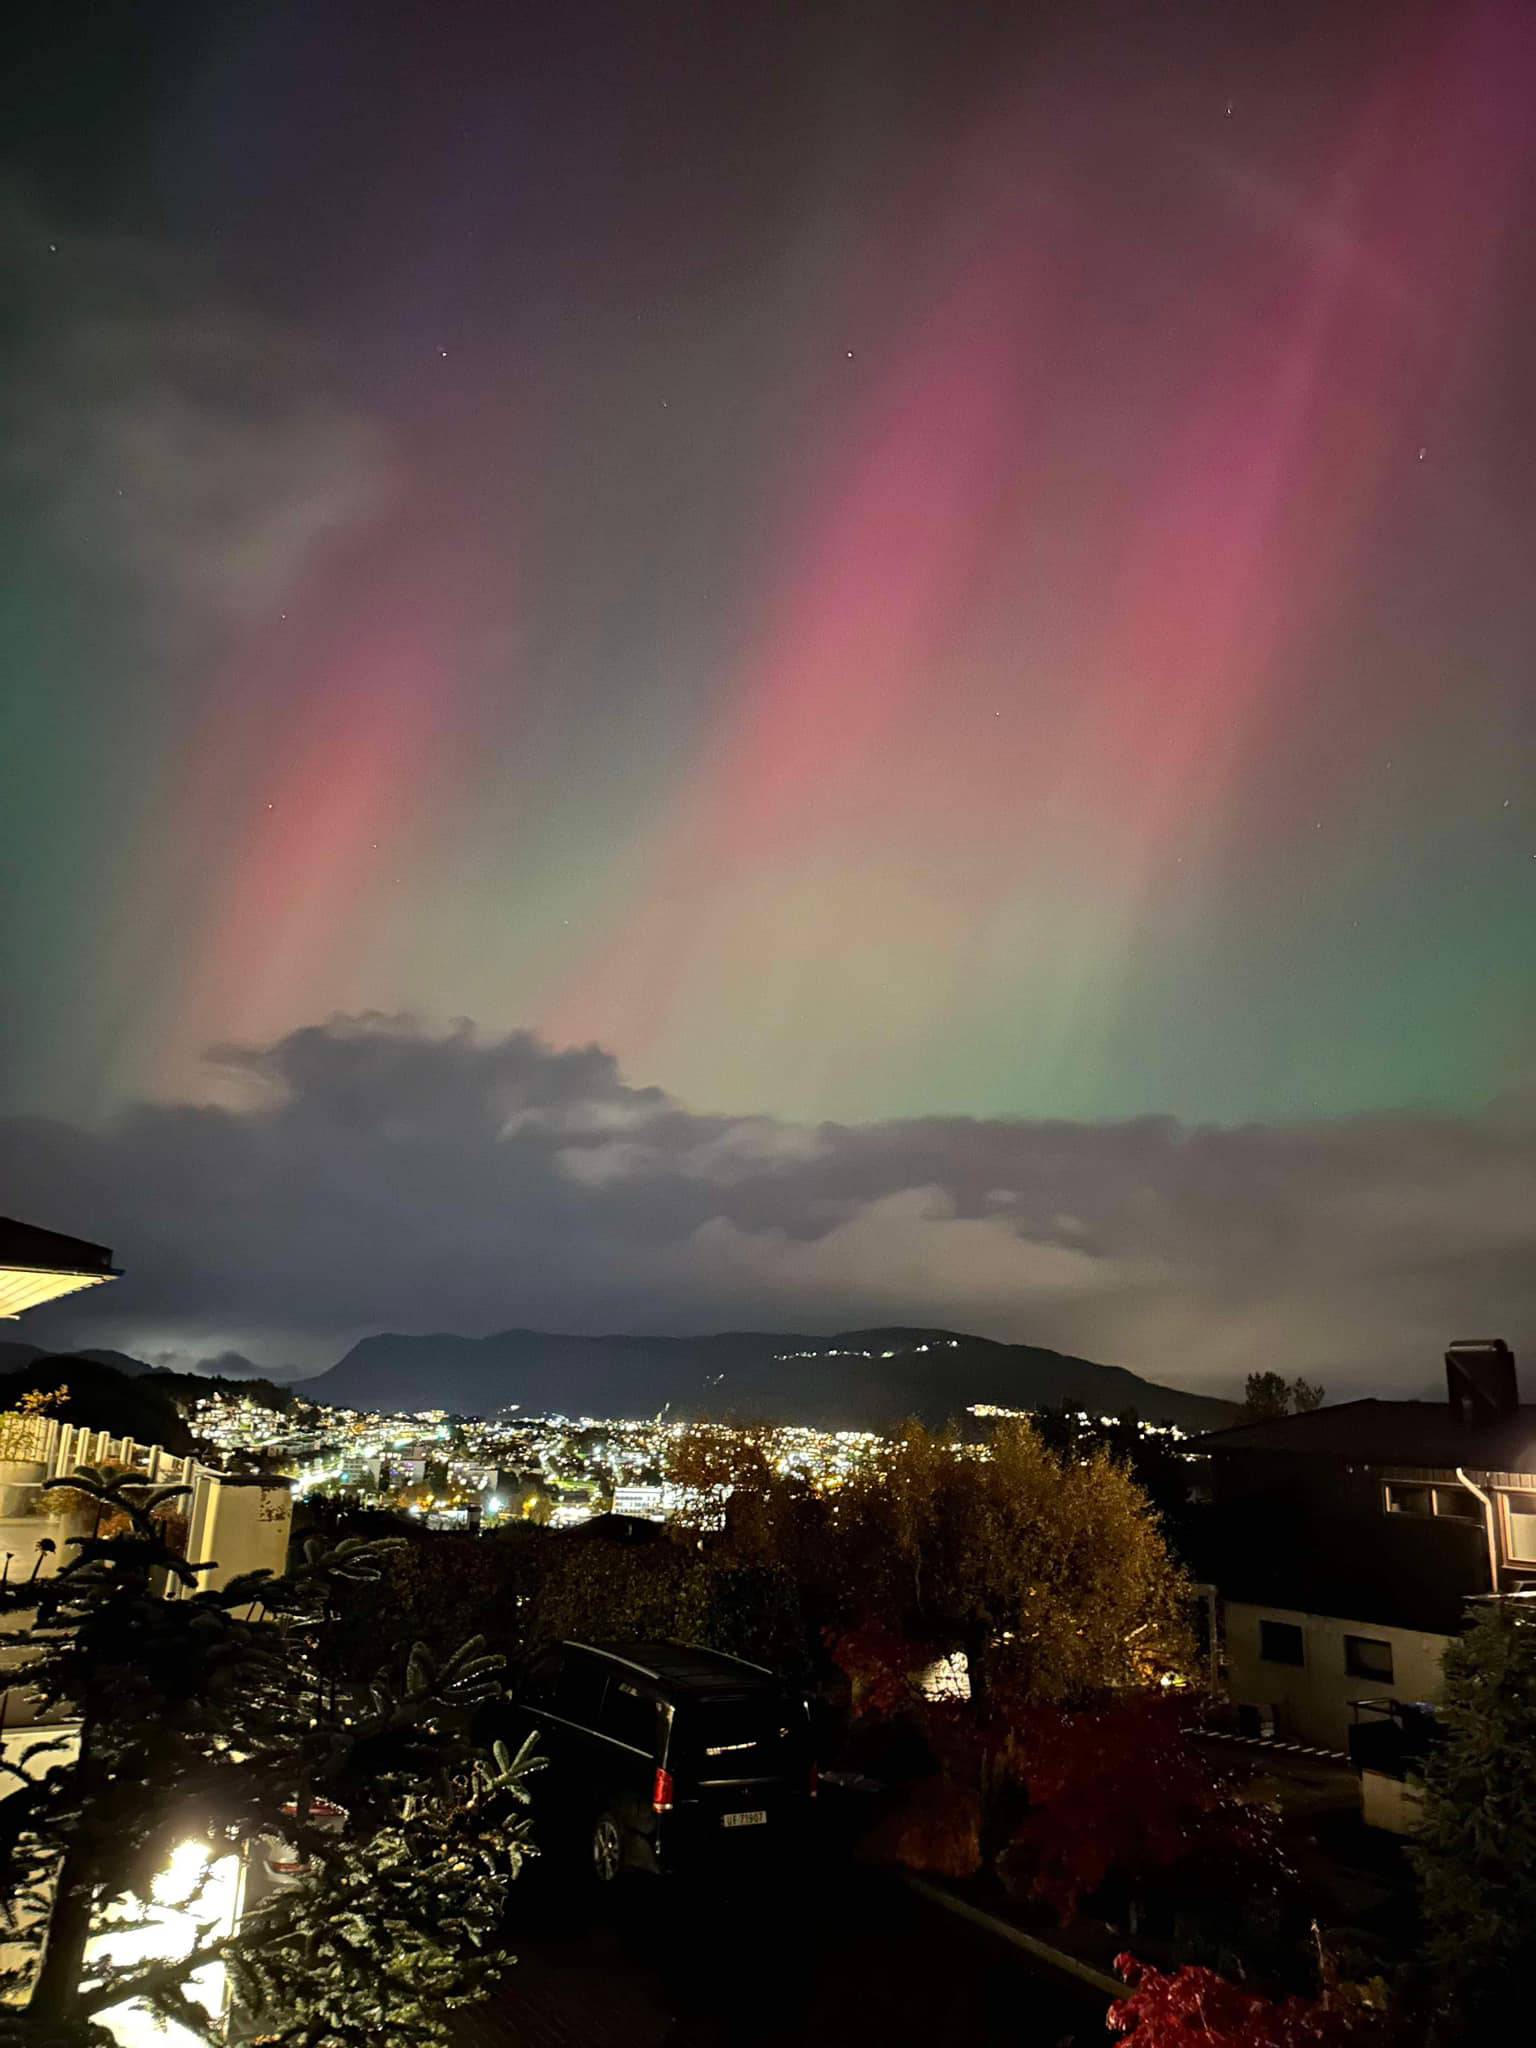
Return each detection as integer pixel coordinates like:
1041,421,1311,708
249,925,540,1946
0,1216,119,1320
1198,1398,1536,1474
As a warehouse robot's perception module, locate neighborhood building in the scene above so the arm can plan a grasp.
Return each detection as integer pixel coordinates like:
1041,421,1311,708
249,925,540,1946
1194,1340,1530,1815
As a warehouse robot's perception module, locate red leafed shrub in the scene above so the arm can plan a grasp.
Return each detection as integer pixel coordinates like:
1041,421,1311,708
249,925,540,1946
825,1619,930,1719
999,1696,1284,1918
1108,1956,1382,2046
857,1774,983,1878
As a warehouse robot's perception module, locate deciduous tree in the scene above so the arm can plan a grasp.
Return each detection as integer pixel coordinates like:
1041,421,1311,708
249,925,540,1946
833,1420,1193,1711
1242,1374,1326,1422
999,1695,1288,1921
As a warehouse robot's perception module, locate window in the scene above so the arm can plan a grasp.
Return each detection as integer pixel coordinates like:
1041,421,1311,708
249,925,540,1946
676,1696,805,1777
601,1680,662,1755
553,1655,608,1726
1501,1492,1536,1565
1384,1482,1482,1522
1384,1483,1432,1518
1259,1620,1304,1667
1344,1635,1394,1683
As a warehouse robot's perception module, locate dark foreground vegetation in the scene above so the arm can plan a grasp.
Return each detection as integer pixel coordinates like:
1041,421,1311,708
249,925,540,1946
2,1381,1529,2047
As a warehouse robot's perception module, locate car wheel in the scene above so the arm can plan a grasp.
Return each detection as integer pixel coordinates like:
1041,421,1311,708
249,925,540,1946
591,1811,624,1884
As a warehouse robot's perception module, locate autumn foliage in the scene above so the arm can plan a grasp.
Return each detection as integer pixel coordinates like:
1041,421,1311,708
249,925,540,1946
825,1617,931,1719
1109,1956,1383,2046
999,1695,1286,1919
811,1422,1205,1888
856,1772,983,1878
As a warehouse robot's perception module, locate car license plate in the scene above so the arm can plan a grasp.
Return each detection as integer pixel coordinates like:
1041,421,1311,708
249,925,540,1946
723,1809,767,1828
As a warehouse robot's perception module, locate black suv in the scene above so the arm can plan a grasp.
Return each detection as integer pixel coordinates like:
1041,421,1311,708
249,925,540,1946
495,1639,817,1882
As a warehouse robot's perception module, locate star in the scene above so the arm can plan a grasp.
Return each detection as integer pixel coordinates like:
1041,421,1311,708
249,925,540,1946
1418,447,1426,461
1224,103,1233,117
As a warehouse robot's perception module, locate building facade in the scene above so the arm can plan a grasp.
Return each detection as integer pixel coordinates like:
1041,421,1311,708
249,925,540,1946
1194,1341,1532,1760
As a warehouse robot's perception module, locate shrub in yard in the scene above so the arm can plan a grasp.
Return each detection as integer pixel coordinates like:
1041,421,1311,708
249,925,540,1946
1108,1954,1386,2046
998,1695,1288,1921
825,1617,932,1720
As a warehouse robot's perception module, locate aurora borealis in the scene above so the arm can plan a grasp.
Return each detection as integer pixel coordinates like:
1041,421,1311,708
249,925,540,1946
3,1,1534,1388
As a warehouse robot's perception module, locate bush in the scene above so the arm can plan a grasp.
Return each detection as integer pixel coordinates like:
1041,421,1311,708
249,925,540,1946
998,1696,1288,1922
1109,1955,1385,2046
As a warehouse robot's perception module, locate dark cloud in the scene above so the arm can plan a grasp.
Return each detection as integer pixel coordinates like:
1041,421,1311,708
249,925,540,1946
5,192,390,625
5,1016,1532,1395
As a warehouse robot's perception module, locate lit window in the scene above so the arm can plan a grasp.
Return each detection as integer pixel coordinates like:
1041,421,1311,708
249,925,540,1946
1259,1620,1304,1667
1344,1635,1394,1683
1501,1492,1536,1565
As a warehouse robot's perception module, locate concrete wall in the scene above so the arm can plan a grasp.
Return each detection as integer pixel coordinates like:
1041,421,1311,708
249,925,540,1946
1,1425,291,1601
1223,1599,1452,1752
181,1474,292,1594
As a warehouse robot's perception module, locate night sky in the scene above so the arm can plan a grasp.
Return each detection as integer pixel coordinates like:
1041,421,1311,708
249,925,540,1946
4,1,1534,1391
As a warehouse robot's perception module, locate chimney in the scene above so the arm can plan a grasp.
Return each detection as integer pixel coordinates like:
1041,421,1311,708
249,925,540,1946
1445,1339,1518,1425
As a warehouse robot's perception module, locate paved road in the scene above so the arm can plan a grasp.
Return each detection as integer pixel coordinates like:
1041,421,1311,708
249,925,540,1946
452,1859,1106,2048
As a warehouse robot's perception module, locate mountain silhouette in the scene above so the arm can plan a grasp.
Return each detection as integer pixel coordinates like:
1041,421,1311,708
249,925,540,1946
299,1325,1236,1429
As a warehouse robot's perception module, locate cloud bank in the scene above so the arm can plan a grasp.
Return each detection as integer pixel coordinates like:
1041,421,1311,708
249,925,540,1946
4,1016,1533,1397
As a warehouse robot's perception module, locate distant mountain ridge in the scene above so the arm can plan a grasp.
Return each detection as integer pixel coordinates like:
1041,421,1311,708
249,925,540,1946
299,1325,1237,1430
0,1340,165,1379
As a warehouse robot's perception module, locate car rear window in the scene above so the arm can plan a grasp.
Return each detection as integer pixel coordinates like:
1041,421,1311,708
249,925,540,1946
676,1694,804,1776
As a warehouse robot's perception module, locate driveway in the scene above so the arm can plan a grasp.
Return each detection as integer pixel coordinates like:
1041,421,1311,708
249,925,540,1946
452,1860,1107,2048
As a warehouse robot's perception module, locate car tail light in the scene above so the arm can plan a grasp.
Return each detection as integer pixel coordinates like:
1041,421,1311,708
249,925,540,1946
652,1766,674,1814
807,1760,819,1799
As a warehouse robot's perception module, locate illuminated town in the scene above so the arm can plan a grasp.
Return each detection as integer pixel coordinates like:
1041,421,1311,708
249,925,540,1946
189,1386,1191,1528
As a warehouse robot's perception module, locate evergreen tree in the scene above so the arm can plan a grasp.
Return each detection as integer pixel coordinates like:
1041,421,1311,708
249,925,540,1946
1410,1600,1536,2045
0,1465,535,2048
